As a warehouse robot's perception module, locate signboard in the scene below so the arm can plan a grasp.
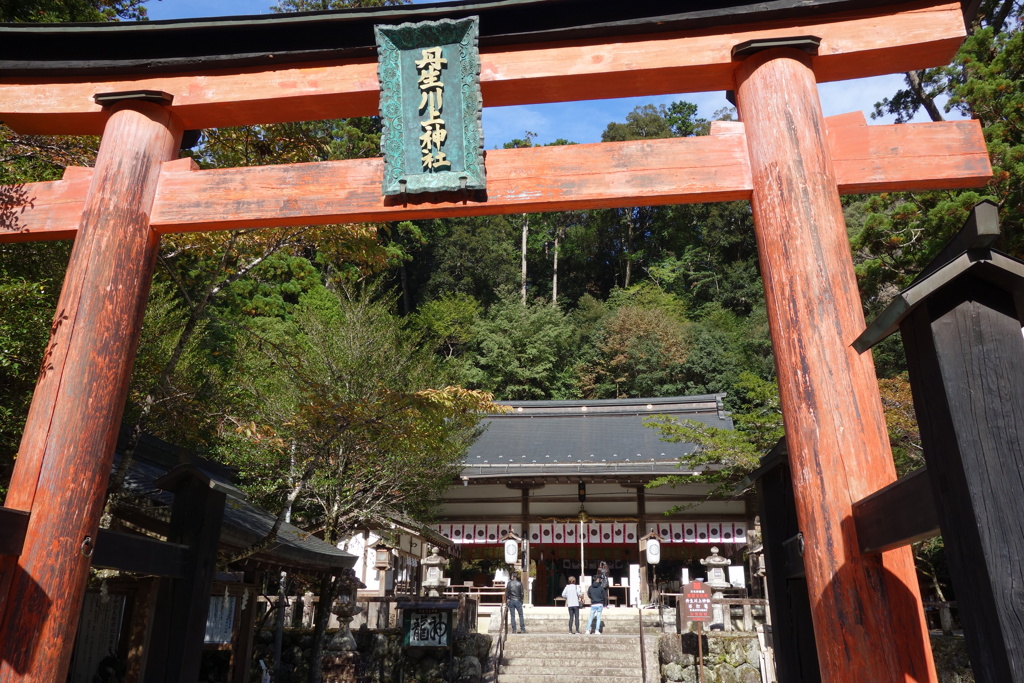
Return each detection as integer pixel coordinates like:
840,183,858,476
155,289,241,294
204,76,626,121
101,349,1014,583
375,17,485,195
69,592,125,683
682,580,713,622
204,595,237,644
403,608,452,647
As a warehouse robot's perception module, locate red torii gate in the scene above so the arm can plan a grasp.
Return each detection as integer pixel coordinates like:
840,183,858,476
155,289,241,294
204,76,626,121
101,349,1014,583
0,1,991,681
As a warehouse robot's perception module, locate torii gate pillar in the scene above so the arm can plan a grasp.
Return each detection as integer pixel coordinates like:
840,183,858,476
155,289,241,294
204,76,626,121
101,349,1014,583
735,48,936,681
0,99,181,682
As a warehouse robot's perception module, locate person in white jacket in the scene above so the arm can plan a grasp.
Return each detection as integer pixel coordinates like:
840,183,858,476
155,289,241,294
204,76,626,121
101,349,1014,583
561,576,583,634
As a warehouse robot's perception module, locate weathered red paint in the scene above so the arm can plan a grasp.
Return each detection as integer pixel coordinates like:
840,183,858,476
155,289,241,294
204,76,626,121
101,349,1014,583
0,117,989,242
0,1,966,136
0,100,181,682
735,48,937,682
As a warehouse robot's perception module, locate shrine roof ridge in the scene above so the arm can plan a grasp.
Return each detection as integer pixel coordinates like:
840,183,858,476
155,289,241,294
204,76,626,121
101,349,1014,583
492,393,727,419
466,394,732,468
0,0,976,76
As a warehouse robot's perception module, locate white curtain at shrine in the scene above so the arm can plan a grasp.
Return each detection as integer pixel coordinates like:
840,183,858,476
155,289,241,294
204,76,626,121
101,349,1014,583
435,521,745,544
435,523,522,544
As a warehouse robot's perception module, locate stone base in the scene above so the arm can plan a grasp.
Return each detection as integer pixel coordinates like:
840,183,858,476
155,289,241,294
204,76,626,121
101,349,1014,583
322,652,359,683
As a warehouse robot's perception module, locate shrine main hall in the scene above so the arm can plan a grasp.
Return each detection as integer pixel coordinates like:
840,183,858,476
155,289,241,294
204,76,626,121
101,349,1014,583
433,394,752,606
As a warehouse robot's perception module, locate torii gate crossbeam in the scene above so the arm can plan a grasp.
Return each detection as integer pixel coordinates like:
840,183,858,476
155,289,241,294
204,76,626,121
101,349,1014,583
0,1,991,681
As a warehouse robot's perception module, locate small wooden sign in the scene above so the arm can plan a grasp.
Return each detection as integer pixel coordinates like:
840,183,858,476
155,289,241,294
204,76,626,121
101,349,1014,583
683,580,713,622
375,16,485,196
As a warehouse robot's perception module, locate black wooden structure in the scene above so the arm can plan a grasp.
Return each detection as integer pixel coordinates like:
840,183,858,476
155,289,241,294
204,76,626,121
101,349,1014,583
739,441,821,683
853,200,1024,683
2,433,356,683
749,201,1024,683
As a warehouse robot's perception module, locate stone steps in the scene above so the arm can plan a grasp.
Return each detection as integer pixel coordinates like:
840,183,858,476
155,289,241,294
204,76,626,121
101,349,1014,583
496,619,656,683
498,676,641,683
489,605,669,635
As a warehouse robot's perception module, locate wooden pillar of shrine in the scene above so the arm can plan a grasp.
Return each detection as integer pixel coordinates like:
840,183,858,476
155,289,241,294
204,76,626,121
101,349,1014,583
733,48,937,681
0,98,181,682
635,486,649,605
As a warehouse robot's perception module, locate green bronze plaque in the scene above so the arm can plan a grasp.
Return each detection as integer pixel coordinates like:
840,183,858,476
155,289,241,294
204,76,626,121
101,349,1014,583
375,16,485,196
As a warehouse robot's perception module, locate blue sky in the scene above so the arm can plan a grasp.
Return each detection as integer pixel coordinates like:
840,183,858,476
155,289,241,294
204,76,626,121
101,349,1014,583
145,0,943,146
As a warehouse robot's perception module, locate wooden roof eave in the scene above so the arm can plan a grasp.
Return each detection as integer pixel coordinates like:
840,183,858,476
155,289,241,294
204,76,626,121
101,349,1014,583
0,1,976,135
0,0,975,76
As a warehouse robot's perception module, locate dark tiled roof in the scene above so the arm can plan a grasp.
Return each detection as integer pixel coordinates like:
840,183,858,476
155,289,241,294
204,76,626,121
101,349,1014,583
463,394,730,478
111,433,356,574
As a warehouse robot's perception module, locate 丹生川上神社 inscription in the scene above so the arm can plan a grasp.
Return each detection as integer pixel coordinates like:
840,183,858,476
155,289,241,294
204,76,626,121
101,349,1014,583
375,16,485,195
416,46,450,171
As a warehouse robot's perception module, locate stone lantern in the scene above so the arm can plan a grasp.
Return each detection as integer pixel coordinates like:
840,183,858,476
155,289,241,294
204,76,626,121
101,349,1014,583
322,569,366,683
700,546,732,629
421,545,450,597
327,568,365,652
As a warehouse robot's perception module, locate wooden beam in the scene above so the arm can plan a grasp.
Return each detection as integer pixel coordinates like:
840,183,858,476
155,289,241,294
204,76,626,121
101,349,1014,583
852,467,940,554
0,117,989,244
92,529,189,579
0,1,966,135
0,167,92,243
0,508,29,557
446,493,713,505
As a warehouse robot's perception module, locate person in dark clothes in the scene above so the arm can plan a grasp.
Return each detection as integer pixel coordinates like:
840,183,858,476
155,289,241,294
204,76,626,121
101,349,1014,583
585,576,607,634
506,574,525,633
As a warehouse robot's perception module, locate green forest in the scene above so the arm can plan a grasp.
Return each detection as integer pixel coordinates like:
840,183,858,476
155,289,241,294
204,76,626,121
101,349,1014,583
1,0,1022,593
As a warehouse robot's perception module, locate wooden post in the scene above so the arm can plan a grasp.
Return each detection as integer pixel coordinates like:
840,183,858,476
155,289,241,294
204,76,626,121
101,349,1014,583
734,47,936,682
901,275,1024,682
0,98,181,682
636,486,649,605
123,577,160,683
752,443,821,683
230,572,262,683
520,487,531,604
144,467,227,683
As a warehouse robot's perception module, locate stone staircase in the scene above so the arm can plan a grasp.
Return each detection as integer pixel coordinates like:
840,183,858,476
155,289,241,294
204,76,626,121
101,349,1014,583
488,606,661,683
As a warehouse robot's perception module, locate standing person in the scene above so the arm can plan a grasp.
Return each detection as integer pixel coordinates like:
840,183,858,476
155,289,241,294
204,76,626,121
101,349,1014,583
561,576,582,634
586,576,607,635
506,574,526,633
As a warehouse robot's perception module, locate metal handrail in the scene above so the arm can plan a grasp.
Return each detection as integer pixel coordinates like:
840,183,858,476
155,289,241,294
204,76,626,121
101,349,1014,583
638,605,647,682
492,595,509,683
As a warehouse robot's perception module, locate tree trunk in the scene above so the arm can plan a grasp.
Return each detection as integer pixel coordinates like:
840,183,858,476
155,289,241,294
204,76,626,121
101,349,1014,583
400,263,411,316
623,214,635,289
521,214,529,305
906,70,944,122
552,232,560,305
